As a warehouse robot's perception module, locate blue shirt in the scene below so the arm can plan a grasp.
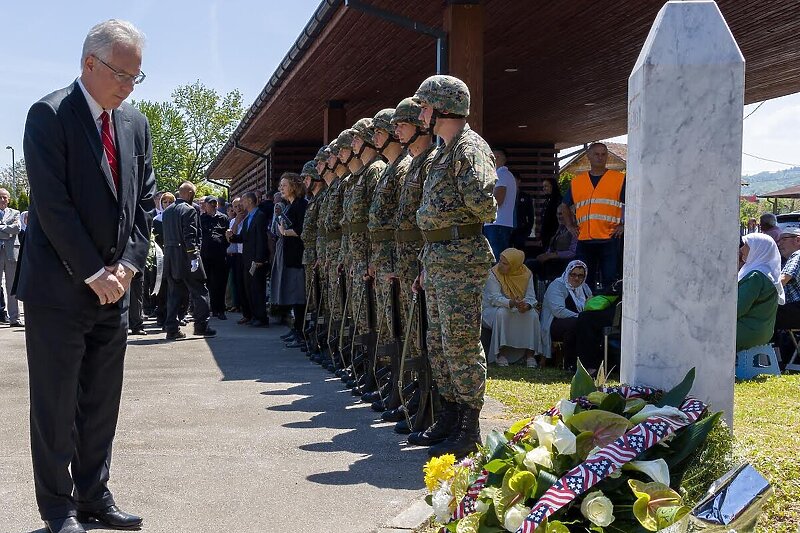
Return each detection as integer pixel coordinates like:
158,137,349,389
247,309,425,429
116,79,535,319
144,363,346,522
782,250,800,303
244,209,257,231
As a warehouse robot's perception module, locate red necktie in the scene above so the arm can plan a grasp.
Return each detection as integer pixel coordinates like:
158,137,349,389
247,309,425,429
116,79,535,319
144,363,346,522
100,111,120,190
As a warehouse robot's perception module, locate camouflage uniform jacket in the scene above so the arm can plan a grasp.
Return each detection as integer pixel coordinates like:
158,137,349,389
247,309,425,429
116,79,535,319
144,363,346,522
396,144,436,233
301,190,323,266
340,158,385,266
369,153,410,270
314,187,329,264
324,175,346,240
337,173,354,266
416,124,496,264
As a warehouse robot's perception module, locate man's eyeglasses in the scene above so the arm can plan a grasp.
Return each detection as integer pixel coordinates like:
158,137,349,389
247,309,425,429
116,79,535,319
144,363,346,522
93,55,146,85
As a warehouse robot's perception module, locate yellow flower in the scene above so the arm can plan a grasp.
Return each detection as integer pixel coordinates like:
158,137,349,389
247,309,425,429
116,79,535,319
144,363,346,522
423,453,457,491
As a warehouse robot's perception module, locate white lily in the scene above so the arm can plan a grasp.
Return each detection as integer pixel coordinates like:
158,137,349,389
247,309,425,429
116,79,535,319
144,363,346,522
629,404,690,425
623,459,671,485
532,416,556,450
552,420,577,455
556,399,576,423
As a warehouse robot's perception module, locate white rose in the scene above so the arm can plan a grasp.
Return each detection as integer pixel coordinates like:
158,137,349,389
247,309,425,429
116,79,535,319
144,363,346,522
503,503,531,532
432,482,453,523
556,399,576,423
552,420,577,455
623,459,671,486
523,445,553,471
580,491,615,527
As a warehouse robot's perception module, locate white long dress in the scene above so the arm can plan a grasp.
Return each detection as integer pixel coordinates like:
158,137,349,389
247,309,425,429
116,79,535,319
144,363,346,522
481,271,542,363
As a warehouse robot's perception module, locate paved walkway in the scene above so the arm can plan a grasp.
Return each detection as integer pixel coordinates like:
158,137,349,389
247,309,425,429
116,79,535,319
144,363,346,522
1,313,506,533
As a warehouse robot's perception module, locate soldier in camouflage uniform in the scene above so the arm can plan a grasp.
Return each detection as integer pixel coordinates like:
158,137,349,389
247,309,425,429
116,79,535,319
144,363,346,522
309,146,335,363
322,138,350,366
338,120,386,345
411,75,497,458
300,159,326,340
366,110,408,355
390,97,436,376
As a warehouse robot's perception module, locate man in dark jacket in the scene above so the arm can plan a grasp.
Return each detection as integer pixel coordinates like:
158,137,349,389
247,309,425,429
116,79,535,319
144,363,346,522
200,196,229,320
227,191,270,327
162,182,215,339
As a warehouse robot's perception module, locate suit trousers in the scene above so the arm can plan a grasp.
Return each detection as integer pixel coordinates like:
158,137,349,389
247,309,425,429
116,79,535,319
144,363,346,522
245,262,268,322
165,274,211,333
0,254,19,321
128,271,144,330
231,254,250,319
25,301,128,520
202,252,228,314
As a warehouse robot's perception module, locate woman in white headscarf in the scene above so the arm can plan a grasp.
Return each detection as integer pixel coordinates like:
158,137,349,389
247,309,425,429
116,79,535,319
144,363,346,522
540,260,592,365
737,233,782,351
481,248,542,367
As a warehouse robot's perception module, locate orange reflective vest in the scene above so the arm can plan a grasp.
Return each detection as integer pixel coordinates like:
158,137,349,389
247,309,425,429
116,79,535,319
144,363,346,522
571,170,625,241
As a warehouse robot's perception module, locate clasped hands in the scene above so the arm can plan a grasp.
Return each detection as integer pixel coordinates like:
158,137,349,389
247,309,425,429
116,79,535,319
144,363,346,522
508,297,532,313
88,263,134,305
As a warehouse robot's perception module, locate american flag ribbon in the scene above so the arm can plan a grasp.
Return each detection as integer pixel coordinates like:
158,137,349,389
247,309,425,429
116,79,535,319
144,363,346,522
447,384,694,529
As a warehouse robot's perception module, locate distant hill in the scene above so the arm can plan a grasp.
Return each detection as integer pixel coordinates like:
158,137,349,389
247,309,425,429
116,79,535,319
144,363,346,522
741,167,800,196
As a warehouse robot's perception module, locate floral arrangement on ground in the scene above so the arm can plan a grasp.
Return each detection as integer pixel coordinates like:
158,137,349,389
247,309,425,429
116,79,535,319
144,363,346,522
423,365,723,533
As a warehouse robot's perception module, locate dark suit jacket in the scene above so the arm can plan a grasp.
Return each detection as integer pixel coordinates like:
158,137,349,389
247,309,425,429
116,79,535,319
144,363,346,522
200,211,230,259
162,199,205,280
18,81,155,309
230,208,268,269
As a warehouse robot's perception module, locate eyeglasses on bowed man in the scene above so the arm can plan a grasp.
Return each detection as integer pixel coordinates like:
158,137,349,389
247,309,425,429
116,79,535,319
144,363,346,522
93,55,146,85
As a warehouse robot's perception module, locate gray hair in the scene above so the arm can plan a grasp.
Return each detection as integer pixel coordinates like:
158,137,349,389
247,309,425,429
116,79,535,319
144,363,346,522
81,19,145,67
760,213,778,227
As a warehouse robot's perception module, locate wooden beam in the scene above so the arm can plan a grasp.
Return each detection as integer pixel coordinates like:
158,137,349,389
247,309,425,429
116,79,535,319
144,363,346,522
445,3,484,134
324,100,347,144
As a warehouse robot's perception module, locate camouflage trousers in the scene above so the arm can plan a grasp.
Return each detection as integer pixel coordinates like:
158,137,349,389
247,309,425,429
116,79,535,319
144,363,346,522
326,242,344,343
423,260,488,409
373,269,395,348
349,260,370,339
396,242,423,359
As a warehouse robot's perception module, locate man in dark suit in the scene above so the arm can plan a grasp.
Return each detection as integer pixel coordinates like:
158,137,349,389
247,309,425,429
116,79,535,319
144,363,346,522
19,20,154,533
162,182,215,340
227,191,270,327
200,196,229,320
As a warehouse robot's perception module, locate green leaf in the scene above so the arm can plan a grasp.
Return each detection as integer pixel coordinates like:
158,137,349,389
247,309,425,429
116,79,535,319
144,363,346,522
483,459,510,474
655,505,690,529
575,430,597,460
628,480,685,531
656,368,696,408
545,520,571,533
506,417,533,439
425,494,433,506
662,412,722,473
570,410,631,448
486,430,509,461
456,513,481,533
533,470,558,499
624,398,647,415
599,392,626,415
571,359,596,399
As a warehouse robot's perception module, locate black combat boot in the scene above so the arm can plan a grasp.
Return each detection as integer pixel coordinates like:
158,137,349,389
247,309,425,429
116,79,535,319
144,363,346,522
407,399,459,446
428,405,481,458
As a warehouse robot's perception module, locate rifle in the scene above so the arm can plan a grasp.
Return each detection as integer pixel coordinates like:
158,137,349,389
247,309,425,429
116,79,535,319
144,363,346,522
374,277,402,409
336,268,352,372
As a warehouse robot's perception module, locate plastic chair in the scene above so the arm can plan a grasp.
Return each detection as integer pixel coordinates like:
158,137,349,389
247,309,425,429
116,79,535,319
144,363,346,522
735,344,781,379
783,329,800,372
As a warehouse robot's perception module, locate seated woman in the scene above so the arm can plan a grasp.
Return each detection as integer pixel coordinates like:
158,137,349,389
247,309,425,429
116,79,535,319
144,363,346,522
481,248,542,367
527,209,577,283
541,260,592,368
737,233,783,351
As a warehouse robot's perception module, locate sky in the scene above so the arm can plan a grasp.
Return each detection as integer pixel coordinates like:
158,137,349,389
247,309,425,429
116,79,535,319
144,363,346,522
1,0,798,177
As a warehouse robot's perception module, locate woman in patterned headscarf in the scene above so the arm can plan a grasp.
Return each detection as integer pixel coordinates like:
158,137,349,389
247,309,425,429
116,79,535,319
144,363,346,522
540,260,592,367
481,248,542,368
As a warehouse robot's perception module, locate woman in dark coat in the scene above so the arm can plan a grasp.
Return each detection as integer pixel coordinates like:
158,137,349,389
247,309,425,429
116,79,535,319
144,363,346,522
539,177,562,253
270,172,308,335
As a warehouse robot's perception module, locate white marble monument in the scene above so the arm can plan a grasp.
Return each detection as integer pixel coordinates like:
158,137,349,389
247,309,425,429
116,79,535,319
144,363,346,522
621,0,744,425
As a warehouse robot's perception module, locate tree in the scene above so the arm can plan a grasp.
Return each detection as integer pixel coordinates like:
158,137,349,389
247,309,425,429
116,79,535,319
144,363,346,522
132,80,243,192
132,100,191,193
0,158,30,199
172,80,243,183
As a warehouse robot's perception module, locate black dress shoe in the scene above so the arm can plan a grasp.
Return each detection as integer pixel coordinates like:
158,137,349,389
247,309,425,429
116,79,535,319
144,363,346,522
10,320,24,328
77,505,143,530
45,517,86,533
130,328,147,336
194,325,217,338
166,331,187,340
249,320,269,328
214,312,227,320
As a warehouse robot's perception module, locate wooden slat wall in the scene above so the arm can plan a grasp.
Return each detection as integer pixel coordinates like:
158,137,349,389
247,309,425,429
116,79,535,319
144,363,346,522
230,156,268,199
504,145,558,252
269,143,320,192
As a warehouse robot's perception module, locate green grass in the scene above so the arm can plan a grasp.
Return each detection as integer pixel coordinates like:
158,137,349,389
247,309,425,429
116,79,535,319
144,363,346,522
483,366,800,532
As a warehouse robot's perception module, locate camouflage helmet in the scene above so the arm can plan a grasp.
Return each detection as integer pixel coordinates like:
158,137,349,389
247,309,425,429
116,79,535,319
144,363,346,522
391,97,426,128
335,129,356,151
314,146,328,163
301,160,320,181
372,108,396,134
412,75,470,116
327,139,341,156
350,118,376,146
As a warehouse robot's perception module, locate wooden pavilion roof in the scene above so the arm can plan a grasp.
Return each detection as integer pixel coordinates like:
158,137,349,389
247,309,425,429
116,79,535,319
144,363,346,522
207,0,800,179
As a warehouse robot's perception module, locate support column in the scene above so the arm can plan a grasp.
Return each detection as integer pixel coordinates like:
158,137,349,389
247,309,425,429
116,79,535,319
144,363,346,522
444,2,484,135
622,1,744,426
324,100,347,144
